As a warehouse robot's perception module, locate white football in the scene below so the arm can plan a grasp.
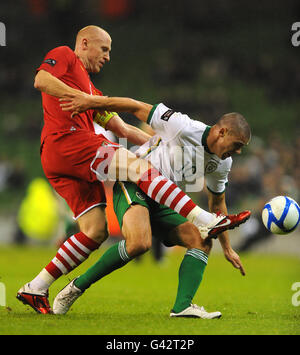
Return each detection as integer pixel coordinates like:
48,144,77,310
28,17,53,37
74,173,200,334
262,196,300,235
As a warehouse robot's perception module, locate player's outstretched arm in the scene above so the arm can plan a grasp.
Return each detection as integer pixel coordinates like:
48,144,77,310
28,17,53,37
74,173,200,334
60,91,152,145
60,93,153,122
94,97,153,122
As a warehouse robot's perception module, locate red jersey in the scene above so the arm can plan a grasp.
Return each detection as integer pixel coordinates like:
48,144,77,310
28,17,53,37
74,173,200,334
37,46,102,144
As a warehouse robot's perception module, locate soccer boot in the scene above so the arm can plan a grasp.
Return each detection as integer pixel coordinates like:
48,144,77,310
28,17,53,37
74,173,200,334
170,304,222,319
53,278,82,315
16,283,52,314
199,210,251,239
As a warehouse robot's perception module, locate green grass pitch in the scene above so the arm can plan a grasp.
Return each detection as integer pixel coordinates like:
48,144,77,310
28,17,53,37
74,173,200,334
0,244,299,335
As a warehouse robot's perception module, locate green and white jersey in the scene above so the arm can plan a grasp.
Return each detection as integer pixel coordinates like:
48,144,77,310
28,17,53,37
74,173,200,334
135,103,232,194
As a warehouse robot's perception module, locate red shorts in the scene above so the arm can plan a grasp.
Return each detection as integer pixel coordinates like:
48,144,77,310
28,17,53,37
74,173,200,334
41,129,120,219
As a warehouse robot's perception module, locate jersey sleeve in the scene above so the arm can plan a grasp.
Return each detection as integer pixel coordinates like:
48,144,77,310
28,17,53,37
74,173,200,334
37,46,75,78
147,103,191,141
205,158,232,195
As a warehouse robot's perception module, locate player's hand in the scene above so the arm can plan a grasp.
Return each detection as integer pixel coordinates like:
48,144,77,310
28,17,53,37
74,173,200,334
59,92,100,118
223,247,246,276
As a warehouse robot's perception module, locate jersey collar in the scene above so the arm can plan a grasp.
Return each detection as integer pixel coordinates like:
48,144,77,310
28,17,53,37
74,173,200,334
201,126,213,154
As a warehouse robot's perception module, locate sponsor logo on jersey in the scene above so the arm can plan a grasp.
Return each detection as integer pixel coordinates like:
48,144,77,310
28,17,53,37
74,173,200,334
160,109,175,121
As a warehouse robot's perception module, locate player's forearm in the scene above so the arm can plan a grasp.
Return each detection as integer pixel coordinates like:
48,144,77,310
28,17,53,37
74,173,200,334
90,96,153,122
123,123,152,146
34,70,80,98
105,115,151,146
208,192,232,250
216,231,232,251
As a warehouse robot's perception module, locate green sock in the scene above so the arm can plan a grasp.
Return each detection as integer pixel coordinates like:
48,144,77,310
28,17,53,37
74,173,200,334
171,249,208,313
74,240,131,291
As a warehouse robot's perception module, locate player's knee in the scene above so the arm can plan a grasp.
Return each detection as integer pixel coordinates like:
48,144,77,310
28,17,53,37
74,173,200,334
126,238,152,258
77,207,109,244
176,222,212,254
81,224,109,244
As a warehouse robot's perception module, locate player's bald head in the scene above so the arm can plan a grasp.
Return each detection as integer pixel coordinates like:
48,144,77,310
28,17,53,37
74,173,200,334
74,25,112,73
217,112,251,144
75,25,111,46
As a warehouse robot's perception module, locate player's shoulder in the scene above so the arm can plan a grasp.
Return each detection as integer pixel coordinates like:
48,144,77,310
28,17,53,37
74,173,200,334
149,103,208,140
149,103,192,124
45,45,75,58
189,119,207,132
180,117,208,143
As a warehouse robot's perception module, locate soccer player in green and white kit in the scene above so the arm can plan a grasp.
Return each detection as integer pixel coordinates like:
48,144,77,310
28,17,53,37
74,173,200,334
54,94,251,318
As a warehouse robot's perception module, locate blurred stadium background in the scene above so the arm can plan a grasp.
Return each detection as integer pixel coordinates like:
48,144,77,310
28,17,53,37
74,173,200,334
0,0,300,256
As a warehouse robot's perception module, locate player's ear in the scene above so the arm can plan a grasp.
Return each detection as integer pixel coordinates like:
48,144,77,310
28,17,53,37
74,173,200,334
218,127,227,138
81,38,88,50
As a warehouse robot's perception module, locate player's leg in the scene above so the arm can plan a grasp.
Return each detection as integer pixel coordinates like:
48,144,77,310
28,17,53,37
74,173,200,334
17,206,108,314
150,206,220,319
17,179,108,314
167,223,220,318
35,205,108,288
72,204,151,292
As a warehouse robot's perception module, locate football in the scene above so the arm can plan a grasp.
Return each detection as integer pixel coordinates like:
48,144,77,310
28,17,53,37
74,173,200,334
262,196,300,235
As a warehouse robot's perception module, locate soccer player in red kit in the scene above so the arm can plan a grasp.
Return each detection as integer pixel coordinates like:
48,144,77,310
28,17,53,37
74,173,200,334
17,26,250,314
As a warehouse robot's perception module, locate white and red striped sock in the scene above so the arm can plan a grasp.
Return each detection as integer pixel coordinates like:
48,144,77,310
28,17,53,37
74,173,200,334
29,232,99,292
137,168,214,226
